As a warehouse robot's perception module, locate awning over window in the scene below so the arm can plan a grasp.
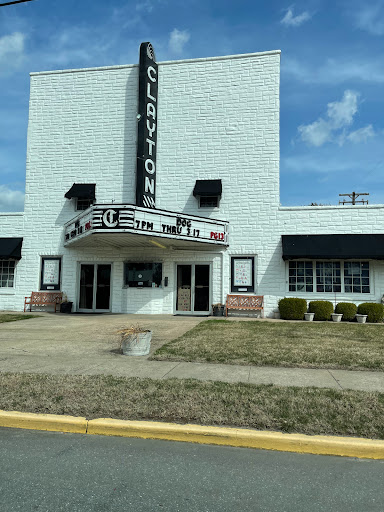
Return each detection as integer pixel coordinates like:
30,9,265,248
282,234,384,260
193,179,222,197
65,183,96,200
0,238,23,260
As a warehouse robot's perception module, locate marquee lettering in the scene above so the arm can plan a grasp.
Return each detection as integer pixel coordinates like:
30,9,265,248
136,42,158,209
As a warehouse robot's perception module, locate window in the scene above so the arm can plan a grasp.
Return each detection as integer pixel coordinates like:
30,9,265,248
76,198,94,211
344,262,370,293
0,260,15,288
316,262,341,293
199,196,219,208
288,261,313,292
124,262,162,287
287,260,370,294
231,257,255,293
40,257,62,291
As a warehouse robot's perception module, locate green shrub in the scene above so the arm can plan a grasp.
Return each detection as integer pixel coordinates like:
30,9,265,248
278,298,307,320
357,303,384,323
335,302,357,321
308,301,334,321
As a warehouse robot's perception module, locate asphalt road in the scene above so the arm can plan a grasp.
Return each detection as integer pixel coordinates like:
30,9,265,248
0,428,384,511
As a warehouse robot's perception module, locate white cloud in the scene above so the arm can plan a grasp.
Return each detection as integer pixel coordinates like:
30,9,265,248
298,90,374,147
0,185,24,212
0,32,25,74
280,7,311,27
136,0,154,12
168,29,190,55
283,57,384,84
298,118,332,147
326,90,358,128
351,3,384,35
346,124,376,143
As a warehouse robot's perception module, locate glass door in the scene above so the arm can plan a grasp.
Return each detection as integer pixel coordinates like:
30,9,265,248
78,263,111,312
176,264,210,315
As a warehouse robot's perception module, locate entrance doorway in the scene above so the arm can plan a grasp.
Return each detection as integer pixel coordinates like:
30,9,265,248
78,263,111,312
176,264,211,315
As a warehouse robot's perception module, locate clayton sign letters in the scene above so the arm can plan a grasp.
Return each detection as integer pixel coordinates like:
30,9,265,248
136,42,158,209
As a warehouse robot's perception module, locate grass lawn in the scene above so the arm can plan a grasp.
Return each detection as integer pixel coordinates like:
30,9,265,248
1,372,384,439
0,314,37,324
152,320,384,371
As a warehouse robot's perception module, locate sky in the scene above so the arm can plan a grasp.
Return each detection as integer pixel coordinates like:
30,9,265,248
0,0,383,211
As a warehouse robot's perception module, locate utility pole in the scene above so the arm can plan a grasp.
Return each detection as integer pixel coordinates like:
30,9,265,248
339,192,369,205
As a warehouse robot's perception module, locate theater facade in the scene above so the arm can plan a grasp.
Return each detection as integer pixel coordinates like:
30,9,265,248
1,43,384,316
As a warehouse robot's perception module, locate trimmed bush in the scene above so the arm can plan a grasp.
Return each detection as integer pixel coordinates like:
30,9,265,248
308,301,333,321
278,298,307,320
335,302,357,321
357,303,384,323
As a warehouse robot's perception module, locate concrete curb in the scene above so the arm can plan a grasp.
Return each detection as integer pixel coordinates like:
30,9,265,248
0,410,87,434
1,410,384,459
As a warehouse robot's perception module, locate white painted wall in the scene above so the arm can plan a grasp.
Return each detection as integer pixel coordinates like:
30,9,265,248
1,49,383,315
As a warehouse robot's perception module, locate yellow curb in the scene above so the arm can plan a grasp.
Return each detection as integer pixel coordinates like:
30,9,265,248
1,410,384,459
0,410,87,434
87,418,384,460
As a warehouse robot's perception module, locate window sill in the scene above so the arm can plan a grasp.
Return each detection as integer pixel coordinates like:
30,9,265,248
0,289,16,295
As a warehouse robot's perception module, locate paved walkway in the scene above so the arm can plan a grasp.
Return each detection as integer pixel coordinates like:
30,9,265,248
1,312,384,392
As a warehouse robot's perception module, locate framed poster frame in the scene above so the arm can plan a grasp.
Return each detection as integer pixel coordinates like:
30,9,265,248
40,256,62,291
231,256,255,293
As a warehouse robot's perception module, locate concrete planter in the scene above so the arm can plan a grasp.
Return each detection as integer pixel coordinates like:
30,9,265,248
212,305,224,317
356,314,368,324
60,301,73,313
331,313,343,322
122,330,152,356
304,312,314,321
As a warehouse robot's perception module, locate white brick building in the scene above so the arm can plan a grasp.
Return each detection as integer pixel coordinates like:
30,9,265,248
1,43,383,316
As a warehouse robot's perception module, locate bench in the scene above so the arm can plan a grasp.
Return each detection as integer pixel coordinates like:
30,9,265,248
225,294,264,317
24,292,63,313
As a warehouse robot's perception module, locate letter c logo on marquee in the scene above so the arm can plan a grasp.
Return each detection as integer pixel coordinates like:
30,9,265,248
103,209,118,228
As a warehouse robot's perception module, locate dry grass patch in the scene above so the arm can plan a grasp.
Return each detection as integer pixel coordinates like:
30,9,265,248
152,320,384,370
0,314,37,324
1,372,384,439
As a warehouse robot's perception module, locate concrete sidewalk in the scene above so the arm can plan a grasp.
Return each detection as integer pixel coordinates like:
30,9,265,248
1,353,384,392
1,312,384,392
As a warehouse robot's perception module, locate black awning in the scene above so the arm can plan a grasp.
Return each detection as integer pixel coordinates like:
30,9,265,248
0,238,23,260
65,183,96,200
193,179,222,197
282,234,384,260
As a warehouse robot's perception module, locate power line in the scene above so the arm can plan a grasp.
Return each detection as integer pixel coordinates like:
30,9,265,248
0,0,35,6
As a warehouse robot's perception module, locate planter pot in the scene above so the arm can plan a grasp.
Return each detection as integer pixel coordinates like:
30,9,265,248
304,312,315,321
212,306,224,317
331,313,343,323
356,314,368,324
60,301,73,313
122,330,152,356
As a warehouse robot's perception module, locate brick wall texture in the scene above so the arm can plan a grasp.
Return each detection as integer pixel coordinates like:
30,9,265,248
1,50,383,315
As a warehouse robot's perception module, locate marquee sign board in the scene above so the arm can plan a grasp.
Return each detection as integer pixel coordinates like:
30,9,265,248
136,42,158,209
64,204,228,246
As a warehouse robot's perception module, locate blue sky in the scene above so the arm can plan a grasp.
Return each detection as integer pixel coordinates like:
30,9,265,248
0,0,383,211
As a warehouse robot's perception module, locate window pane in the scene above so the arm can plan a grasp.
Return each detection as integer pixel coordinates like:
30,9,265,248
124,263,162,287
0,260,16,288
287,261,313,292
